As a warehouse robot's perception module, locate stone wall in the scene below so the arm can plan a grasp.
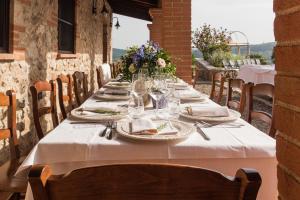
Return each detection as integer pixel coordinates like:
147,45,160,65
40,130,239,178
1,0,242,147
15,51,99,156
0,0,112,163
274,0,300,199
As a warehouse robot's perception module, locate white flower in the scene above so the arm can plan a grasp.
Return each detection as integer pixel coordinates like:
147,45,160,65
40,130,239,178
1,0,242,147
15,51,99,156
129,64,136,73
157,58,166,68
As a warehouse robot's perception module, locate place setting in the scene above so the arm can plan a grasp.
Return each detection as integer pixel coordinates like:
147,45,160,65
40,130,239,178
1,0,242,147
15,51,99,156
106,73,193,142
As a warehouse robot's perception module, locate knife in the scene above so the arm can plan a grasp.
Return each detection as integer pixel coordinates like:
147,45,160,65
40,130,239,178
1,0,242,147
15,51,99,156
194,123,210,141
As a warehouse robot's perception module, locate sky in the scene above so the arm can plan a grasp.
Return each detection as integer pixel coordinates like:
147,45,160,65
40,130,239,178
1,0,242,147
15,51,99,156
112,0,274,49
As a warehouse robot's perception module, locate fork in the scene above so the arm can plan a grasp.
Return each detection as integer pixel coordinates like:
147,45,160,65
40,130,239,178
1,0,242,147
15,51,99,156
198,121,244,128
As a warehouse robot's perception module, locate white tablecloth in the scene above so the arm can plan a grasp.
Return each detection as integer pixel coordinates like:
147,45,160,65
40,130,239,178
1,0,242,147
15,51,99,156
237,64,276,85
19,88,276,200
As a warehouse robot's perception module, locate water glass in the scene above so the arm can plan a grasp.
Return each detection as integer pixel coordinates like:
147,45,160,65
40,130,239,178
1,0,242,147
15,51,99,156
168,98,181,118
128,95,144,119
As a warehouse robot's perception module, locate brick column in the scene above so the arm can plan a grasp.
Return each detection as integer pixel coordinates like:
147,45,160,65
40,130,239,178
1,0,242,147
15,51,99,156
274,0,300,199
148,0,192,83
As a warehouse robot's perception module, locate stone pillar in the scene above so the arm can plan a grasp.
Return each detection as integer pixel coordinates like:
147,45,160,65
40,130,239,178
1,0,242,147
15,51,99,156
148,0,192,83
274,0,300,199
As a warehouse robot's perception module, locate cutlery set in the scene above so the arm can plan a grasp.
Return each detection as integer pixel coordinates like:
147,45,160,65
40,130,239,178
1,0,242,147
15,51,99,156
99,121,117,140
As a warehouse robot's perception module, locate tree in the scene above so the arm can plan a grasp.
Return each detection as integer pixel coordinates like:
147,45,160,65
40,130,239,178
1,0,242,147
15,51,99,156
192,24,231,61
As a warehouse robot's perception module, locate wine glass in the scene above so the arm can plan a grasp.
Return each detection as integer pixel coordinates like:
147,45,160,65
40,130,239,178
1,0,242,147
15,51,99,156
132,73,149,97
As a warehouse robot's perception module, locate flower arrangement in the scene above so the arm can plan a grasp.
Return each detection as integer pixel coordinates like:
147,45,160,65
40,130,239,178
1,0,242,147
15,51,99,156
120,41,176,81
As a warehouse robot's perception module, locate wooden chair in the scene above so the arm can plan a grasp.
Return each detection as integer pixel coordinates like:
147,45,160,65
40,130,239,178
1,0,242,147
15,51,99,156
210,72,225,104
0,90,27,200
57,74,74,120
246,83,276,138
29,164,261,200
96,68,103,89
229,60,236,68
30,81,59,140
101,63,112,84
226,78,246,114
72,71,88,106
192,66,201,88
255,59,261,65
222,60,230,69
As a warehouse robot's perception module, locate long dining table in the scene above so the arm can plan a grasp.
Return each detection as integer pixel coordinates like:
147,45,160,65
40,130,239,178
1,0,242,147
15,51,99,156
18,82,276,200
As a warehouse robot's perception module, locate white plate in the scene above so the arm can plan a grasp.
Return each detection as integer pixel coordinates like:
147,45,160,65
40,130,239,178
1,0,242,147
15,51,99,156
103,82,131,89
180,109,241,123
70,107,127,121
116,119,194,141
94,93,130,101
180,96,208,103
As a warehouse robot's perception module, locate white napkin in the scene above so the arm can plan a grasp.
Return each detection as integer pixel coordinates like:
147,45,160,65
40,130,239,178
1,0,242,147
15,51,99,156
123,119,178,135
188,106,230,117
108,81,130,86
168,82,188,89
103,89,128,95
124,118,157,135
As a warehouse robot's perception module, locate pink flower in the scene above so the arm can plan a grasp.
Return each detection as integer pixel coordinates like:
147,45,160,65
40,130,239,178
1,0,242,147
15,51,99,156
157,58,166,68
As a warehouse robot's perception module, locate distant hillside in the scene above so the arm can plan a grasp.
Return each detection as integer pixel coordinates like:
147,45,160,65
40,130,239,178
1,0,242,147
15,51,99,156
193,42,275,61
113,48,126,61
114,42,275,62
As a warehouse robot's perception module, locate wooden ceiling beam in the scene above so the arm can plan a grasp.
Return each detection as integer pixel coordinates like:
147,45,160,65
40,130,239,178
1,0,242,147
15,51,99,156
107,0,159,21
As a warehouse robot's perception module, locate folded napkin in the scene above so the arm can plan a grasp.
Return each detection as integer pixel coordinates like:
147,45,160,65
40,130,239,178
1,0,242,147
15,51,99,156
103,89,129,95
124,119,178,135
178,91,201,98
186,106,230,117
78,107,121,115
125,119,158,135
168,82,188,89
108,82,130,86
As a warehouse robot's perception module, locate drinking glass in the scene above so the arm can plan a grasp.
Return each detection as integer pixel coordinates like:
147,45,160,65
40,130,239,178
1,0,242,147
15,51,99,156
149,75,168,118
128,95,144,119
168,97,181,119
132,74,149,97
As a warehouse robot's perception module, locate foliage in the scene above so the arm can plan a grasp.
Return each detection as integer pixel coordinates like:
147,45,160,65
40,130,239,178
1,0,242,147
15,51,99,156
271,47,275,64
192,24,231,61
250,53,268,65
192,54,197,65
120,41,176,81
207,49,233,68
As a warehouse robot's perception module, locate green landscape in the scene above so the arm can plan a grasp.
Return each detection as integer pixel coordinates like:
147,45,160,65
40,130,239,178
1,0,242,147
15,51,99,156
113,42,275,62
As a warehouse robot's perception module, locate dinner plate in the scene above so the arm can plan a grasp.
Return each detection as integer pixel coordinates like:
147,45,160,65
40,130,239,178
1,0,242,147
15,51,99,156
70,107,127,121
116,119,194,141
103,82,131,89
180,109,241,123
180,96,208,103
94,93,131,101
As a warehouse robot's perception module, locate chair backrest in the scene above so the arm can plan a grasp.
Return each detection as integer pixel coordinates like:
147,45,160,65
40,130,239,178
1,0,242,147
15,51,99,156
100,63,112,85
210,72,225,104
72,71,88,106
255,59,261,65
222,60,229,68
0,90,19,160
30,81,59,140
96,68,103,89
236,60,243,67
229,60,236,68
29,164,261,200
57,74,74,120
226,79,246,114
246,83,276,138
